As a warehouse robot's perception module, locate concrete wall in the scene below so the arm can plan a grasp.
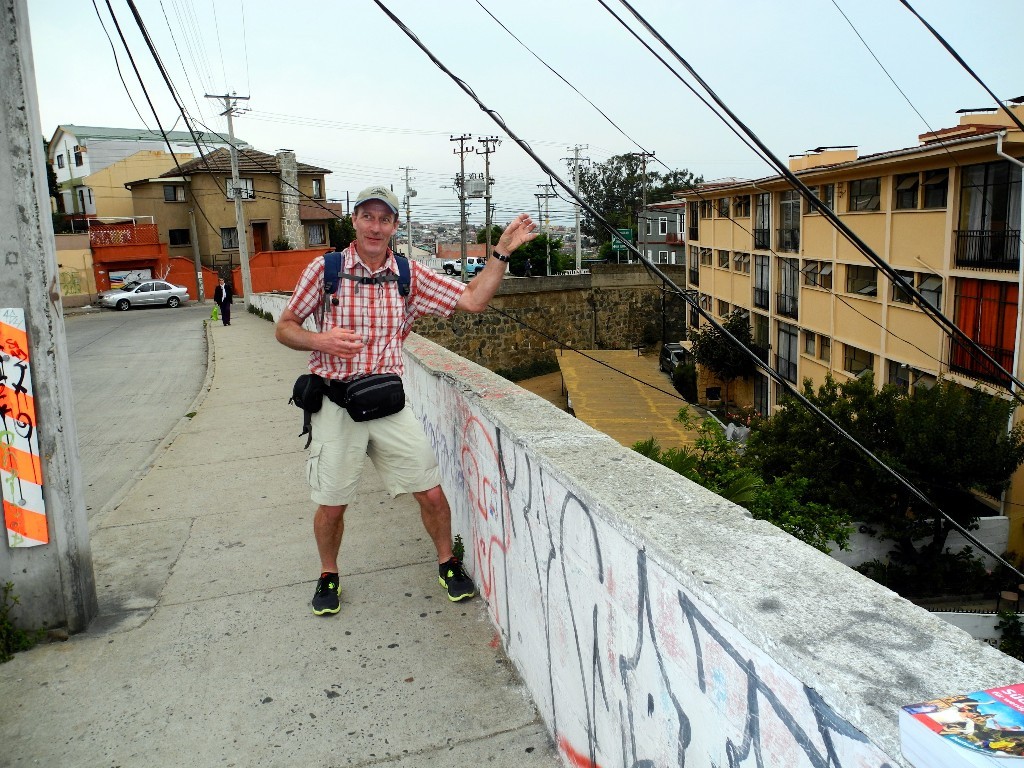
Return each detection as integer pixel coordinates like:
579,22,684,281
250,290,1024,766
402,335,1024,768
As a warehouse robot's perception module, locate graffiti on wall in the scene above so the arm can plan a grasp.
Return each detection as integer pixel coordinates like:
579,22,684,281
410,362,897,768
0,308,48,547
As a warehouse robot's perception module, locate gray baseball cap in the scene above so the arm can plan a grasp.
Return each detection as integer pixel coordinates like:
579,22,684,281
354,185,400,215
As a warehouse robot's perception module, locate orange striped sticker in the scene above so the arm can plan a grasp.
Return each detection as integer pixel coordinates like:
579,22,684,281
0,321,29,361
0,443,43,486
2,500,48,544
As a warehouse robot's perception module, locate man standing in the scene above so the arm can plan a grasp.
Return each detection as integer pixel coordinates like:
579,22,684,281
213,277,233,326
275,185,537,616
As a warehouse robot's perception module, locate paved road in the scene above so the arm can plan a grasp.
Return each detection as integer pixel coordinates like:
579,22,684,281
64,302,210,518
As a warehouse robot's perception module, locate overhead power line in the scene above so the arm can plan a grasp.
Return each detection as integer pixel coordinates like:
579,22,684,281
371,0,1024,583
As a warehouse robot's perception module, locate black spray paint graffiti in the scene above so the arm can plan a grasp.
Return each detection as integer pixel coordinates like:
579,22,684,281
484,425,897,768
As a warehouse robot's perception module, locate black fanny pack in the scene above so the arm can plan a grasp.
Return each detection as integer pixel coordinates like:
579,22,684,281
289,373,405,445
342,374,405,422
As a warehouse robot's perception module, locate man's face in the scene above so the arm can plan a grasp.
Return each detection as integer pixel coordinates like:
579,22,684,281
353,200,399,264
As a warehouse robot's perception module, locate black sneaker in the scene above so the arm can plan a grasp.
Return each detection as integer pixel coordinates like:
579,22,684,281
439,558,475,602
312,572,341,615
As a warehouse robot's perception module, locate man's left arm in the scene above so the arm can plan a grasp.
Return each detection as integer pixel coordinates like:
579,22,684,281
456,213,537,313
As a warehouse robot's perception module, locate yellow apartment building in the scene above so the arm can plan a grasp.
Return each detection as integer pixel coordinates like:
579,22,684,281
677,104,1024,549
84,150,193,219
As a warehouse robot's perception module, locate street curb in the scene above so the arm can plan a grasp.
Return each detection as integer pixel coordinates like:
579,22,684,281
89,318,216,527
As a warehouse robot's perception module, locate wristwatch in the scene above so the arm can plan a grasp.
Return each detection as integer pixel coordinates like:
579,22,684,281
491,251,510,262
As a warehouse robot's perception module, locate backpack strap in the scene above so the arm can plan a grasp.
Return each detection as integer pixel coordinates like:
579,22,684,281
394,254,411,297
323,250,343,297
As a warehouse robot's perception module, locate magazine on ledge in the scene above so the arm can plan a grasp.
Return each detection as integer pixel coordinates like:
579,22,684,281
900,683,1024,768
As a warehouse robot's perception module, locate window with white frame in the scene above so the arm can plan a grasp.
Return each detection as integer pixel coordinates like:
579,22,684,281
226,177,255,200
307,223,326,246
221,227,239,250
645,218,652,236
658,217,668,235
657,250,669,264
56,155,65,169
312,178,323,199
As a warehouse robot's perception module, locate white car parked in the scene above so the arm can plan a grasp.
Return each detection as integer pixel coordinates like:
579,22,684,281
99,280,190,311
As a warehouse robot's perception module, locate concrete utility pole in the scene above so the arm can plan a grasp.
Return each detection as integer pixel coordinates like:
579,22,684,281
0,0,97,632
536,181,557,276
477,136,500,261
564,145,589,270
205,92,252,304
450,134,474,282
187,209,205,303
399,166,416,261
631,150,655,265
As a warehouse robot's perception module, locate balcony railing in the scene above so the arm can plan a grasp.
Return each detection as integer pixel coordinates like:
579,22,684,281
753,228,770,250
753,287,769,309
688,267,699,286
954,229,1021,270
950,337,1013,386
666,233,682,244
777,227,800,253
775,354,798,383
89,223,159,247
776,292,798,318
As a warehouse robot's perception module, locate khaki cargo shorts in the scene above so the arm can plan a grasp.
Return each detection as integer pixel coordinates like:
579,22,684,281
306,399,441,506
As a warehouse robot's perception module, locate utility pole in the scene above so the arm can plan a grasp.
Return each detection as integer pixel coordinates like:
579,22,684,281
1,0,97,632
399,166,416,261
205,92,252,304
536,181,557,276
450,134,474,282
187,208,205,303
478,136,500,261
631,150,655,265
564,145,589,271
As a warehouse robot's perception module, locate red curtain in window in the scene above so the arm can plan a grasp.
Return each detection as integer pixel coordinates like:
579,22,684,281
952,278,1018,378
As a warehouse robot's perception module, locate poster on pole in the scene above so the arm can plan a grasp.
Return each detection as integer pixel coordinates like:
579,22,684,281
0,308,49,547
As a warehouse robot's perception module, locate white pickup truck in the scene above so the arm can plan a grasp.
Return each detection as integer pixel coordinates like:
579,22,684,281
442,256,486,276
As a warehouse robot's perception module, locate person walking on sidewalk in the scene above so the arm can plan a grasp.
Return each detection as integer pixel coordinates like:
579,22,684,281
275,185,537,616
214,277,234,326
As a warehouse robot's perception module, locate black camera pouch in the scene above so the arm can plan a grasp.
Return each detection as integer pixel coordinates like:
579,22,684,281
289,373,326,448
343,374,405,422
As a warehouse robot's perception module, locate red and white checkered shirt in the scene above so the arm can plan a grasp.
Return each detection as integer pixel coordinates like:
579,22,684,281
286,245,466,381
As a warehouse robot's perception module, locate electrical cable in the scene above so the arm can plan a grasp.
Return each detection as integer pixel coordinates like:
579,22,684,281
372,0,1024,582
899,0,1024,136
90,0,151,130
604,0,1024,402
100,0,219,237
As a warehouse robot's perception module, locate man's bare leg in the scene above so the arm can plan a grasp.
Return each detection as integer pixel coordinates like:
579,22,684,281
414,485,475,601
312,504,346,615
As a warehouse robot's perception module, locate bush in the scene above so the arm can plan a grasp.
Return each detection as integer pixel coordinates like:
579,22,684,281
673,361,698,402
494,356,560,382
855,547,992,598
271,236,293,251
998,610,1024,662
1,582,43,663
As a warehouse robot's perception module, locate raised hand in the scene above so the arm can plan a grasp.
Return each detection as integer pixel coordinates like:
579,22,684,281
496,213,539,254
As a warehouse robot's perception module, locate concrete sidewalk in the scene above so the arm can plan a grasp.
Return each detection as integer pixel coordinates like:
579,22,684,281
0,310,558,767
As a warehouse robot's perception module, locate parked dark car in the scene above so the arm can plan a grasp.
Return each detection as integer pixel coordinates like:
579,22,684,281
659,342,688,374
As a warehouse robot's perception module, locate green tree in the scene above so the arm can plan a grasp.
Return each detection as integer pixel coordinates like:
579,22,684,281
512,233,565,276
476,224,504,246
744,374,1024,564
689,309,756,403
633,411,847,552
328,215,356,251
577,153,701,246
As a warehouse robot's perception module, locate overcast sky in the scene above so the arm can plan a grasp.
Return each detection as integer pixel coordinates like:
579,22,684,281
26,0,1024,229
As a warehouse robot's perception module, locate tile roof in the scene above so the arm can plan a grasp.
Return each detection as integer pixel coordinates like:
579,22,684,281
159,147,330,177
298,201,345,221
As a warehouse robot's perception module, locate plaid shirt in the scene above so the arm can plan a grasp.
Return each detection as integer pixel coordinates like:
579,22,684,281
286,245,466,381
